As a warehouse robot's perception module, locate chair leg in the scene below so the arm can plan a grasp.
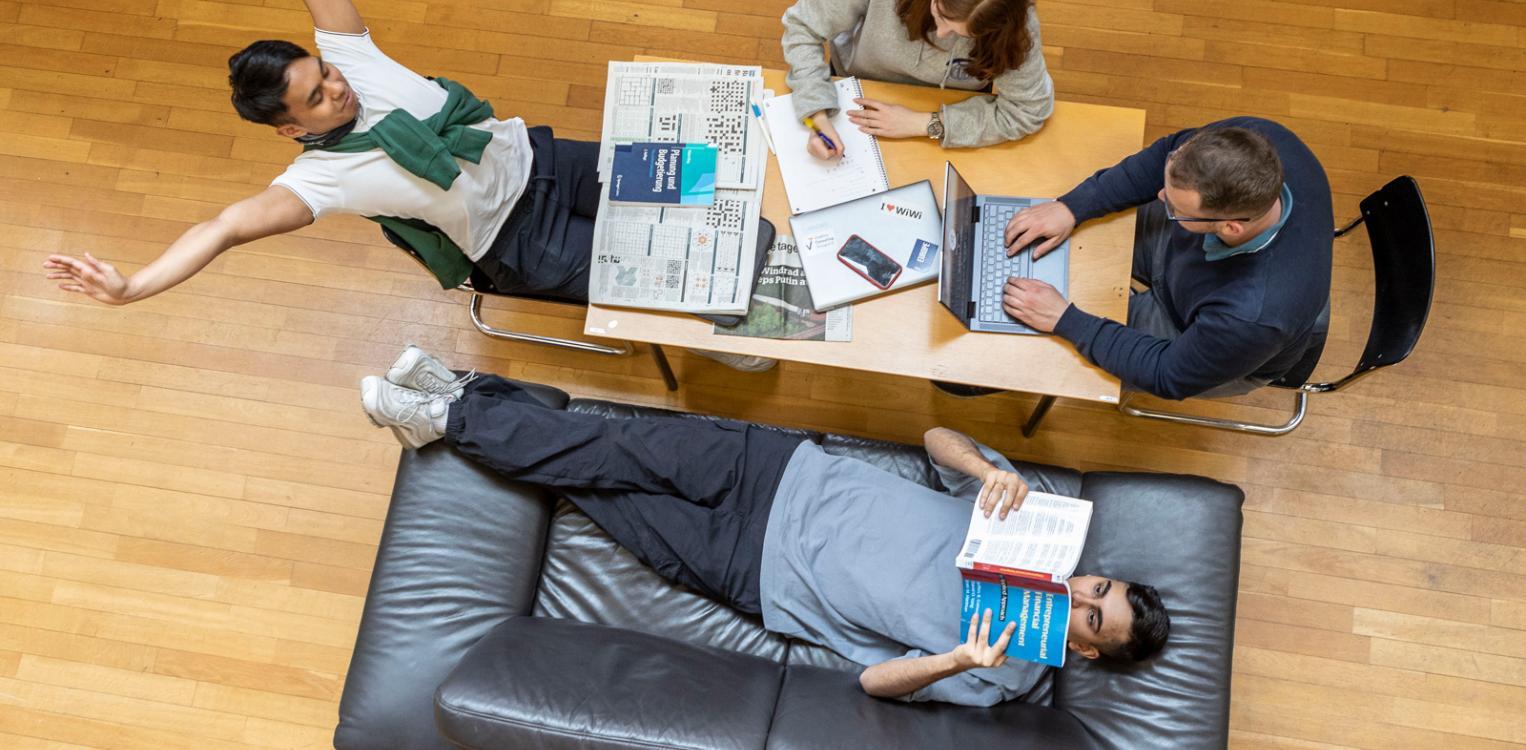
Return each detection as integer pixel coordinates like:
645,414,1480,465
1021,395,1056,438
650,344,679,392
468,294,632,356
1117,390,1308,436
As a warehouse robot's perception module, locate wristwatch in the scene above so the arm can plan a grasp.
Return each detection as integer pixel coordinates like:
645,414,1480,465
927,111,945,141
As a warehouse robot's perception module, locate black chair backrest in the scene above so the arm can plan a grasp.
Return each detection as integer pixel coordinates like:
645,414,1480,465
1327,176,1435,391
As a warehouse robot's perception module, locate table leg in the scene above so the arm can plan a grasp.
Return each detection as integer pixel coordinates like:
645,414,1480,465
650,344,679,392
1021,395,1056,438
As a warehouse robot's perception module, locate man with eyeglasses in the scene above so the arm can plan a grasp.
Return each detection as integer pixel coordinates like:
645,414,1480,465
999,118,1332,400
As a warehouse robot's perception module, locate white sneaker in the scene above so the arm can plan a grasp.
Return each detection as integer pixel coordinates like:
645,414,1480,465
686,348,778,373
386,345,474,398
360,376,453,449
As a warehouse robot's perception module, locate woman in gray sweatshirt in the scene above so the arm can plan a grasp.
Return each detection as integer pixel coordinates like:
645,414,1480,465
781,0,1053,155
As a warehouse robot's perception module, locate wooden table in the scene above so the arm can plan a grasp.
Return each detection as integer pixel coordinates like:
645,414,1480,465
586,66,1145,414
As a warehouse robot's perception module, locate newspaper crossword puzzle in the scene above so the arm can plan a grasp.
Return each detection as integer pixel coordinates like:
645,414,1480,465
591,62,766,315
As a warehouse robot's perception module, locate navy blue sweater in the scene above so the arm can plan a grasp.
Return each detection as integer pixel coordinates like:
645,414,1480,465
1052,117,1332,400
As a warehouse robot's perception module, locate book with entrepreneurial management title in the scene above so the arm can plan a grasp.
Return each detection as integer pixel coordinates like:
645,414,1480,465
609,142,719,206
955,491,1094,669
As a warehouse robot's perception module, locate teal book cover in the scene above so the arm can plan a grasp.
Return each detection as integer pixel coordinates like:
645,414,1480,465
610,142,718,206
959,569,1071,668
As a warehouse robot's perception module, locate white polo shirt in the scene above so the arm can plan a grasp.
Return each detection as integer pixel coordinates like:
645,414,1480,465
270,29,533,262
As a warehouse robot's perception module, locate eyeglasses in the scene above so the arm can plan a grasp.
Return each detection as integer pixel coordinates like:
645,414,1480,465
1161,192,1253,224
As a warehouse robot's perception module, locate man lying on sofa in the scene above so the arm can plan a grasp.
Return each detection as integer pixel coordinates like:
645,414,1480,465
358,346,1171,707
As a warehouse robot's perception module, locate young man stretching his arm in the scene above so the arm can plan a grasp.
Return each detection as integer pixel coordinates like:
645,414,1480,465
46,0,596,303
360,345,1171,706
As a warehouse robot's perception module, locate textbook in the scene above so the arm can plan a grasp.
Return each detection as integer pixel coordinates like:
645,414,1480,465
955,491,1093,668
609,142,718,206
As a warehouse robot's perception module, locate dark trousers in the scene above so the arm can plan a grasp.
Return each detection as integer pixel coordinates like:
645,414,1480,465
443,375,803,614
475,127,601,303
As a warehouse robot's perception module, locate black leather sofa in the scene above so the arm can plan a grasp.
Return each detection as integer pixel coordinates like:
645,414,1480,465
334,382,1244,750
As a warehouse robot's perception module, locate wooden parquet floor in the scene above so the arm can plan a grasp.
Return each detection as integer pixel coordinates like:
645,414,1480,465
2,1,1525,747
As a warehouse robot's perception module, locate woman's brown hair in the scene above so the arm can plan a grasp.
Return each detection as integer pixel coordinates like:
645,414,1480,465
894,0,1035,83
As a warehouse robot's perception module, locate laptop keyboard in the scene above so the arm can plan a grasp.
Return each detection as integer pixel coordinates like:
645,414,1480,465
977,201,1032,323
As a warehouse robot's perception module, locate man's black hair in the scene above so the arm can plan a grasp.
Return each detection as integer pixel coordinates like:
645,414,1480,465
228,40,311,126
1115,581,1170,662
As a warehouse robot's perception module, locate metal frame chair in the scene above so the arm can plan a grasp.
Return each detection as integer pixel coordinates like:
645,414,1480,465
380,227,678,391
1118,175,1435,435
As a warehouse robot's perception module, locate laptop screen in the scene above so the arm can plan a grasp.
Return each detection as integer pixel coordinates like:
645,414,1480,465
940,162,978,321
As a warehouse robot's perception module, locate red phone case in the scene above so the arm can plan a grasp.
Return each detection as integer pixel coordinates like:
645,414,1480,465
836,235,903,290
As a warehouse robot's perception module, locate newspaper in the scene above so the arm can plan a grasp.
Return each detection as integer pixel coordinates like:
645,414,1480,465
715,234,851,341
590,185,762,314
954,492,1093,582
597,61,767,190
590,62,768,314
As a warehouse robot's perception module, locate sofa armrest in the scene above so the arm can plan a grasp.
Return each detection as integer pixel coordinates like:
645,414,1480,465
436,617,784,750
765,664,1100,750
1058,471,1245,750
335,382,568,750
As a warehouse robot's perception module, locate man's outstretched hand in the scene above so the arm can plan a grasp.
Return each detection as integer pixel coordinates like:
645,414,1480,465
44,253,132,305
952,609,1017,670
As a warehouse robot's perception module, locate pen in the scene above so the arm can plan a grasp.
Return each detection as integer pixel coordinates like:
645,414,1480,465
801,115,839,153
749,100,776,154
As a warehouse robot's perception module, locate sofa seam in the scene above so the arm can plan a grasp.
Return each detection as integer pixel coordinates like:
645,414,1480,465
436,697,749,750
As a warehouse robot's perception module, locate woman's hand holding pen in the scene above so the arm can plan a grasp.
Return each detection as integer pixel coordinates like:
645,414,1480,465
803,111,845,160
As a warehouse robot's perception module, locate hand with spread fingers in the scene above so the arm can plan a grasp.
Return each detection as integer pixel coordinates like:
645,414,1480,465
977,467,1029,520
1002,277,1069,333
845,97,933,139
43,253,132,306
952,609,1017,670
1004,200,1076,259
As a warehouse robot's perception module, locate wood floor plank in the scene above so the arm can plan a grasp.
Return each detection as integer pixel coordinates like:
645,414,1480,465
3,1,1525,747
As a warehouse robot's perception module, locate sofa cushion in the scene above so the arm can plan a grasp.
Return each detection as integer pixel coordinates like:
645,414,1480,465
534,500,793,662
765,664,1100,750
436,616,784,750
1056,472,1244,750
334,380,569,750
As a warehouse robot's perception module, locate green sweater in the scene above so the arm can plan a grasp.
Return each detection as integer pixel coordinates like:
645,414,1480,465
309,77,494,289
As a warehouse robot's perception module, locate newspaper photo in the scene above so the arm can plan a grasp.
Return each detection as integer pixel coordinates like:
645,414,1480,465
715,234,851,341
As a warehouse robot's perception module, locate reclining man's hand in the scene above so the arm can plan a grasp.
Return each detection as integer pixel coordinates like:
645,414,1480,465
978,468,1028,520
953,609,1017,670
1004,200,1075,259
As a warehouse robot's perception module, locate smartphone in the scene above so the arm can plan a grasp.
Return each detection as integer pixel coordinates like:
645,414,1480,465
837,235,903,290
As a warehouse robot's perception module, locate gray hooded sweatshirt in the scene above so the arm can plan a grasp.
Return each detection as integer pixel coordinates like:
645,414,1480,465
781,0,1054,148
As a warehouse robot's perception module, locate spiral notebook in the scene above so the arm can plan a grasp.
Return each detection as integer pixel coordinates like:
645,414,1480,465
763,77,891,215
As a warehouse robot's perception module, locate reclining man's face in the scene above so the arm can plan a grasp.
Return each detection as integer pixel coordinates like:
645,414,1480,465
1065,575,1133,660
275,56,358,139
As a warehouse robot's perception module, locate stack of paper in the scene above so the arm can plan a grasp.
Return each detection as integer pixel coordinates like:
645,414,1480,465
590,62,769,315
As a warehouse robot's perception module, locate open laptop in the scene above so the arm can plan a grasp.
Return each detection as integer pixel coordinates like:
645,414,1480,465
938,162,1070,334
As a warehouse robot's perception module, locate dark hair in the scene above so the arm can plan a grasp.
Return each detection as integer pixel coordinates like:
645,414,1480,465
1166,127,1284,217
895,0,1034,83
1110,581,1170,662
228,40,311,126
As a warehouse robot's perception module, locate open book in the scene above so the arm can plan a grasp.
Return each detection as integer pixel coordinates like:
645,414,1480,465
954,492,1093,668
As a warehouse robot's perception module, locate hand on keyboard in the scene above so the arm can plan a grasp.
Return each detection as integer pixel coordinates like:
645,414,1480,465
1004,201,1076,259
1001,277,1068,334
